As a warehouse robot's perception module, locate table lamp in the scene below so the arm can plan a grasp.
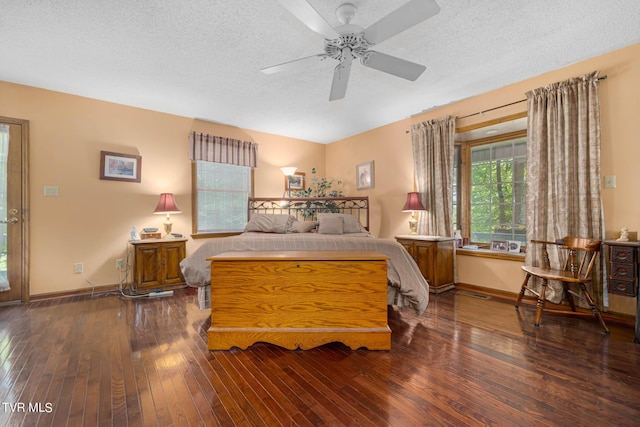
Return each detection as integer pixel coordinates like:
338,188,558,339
402,192,426,234
153,193,181,238
280,166,297,176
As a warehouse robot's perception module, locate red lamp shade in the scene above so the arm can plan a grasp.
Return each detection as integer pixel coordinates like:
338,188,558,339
402,192,426,212
153,193,181,214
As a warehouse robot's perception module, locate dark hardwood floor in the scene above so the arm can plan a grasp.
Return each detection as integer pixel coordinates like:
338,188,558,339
0,287,638,426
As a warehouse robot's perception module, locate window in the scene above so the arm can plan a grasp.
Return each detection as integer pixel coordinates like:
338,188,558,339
454,120,527,247
193,161,252,235
469,137,526,244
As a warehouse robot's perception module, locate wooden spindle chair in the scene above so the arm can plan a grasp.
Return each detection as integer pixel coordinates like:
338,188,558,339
515,237,609,333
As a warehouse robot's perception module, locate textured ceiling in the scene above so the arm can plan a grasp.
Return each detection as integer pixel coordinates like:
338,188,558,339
1,0,639,143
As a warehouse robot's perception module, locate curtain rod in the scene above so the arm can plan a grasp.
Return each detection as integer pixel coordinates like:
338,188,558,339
406,75,607,133
459,75,608,120
458,99,526,120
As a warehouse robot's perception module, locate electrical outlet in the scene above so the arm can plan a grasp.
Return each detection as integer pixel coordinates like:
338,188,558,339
74,263,83,274
116,258,123,270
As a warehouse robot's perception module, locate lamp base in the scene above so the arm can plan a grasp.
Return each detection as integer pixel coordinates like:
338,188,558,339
163,217,175,238
408,217,418,235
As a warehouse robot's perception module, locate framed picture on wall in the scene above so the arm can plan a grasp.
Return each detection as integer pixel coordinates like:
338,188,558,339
285,172,305,191
100,151,141,183
356,161,375,190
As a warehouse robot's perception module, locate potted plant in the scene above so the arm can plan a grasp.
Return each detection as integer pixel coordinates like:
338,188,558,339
292,168,344,218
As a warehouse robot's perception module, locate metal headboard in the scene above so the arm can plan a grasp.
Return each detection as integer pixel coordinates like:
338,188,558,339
248,197,370,231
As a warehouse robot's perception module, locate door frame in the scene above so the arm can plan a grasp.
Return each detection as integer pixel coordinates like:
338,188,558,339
0,116,29,303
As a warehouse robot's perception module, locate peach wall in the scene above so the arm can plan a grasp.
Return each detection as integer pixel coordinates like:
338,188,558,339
325,119,414,238
0,82,323,296
1,42,638,316
328,43,640,316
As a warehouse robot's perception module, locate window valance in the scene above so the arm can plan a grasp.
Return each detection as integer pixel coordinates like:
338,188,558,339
189,132,258,167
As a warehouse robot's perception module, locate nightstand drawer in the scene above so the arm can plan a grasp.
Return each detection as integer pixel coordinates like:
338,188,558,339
610,245,636,263
609,279,637,297
610,262,636,279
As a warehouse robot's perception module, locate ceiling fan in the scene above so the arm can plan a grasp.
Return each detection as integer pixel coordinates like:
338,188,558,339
262,0,441,101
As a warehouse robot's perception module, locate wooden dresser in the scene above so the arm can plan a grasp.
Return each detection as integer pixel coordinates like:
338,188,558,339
395,235,455,293
207,250,391,351
604,240,640,343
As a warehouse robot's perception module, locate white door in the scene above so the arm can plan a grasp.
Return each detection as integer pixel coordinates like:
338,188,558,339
0,117,28,303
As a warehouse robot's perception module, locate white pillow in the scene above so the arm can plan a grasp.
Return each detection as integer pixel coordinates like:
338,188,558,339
288,220,317,233
317,215,344,234
317,213,364,233
244,214,295,234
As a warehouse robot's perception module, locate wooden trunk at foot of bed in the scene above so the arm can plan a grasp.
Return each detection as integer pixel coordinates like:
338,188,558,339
207,250,391,350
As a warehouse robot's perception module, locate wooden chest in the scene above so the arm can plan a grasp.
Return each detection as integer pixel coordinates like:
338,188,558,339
207,250,391,351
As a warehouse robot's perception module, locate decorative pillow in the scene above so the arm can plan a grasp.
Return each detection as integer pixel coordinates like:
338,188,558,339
288,220,317,233
244,214,295,234
317,215,344,235
317,213,364,233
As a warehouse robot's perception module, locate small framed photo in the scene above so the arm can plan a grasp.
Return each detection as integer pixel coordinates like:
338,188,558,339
285,172,305,191
356,161,375,190
490,240,508,251
100,151,141,183
508,240,522,253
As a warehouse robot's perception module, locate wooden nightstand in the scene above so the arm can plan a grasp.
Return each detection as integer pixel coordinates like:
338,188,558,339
603,240,640,343
395,235,455,293
130,238,187,290
604,240,639,297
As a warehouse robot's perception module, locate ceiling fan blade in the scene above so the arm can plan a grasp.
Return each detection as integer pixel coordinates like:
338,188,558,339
362,51,426,81
329,52,353,101
261,54,328,75
277,0,339,39
363,0,440,45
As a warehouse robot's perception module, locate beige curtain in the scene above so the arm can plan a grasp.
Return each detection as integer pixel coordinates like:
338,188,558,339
524,71,604,308
189,132,258,167
410,116,456,236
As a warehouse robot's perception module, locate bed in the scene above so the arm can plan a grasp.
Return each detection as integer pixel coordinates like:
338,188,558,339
180,197,430,316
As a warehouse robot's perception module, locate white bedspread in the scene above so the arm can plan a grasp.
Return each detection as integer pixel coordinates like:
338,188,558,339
180,232,430,315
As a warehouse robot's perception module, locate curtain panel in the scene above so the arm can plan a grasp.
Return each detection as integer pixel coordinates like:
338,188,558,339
410,116,456,237
524,71,604,308
189,132,258,167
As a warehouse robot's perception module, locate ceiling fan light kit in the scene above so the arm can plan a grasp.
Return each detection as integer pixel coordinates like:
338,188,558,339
336,3,357,25
264,0,441,101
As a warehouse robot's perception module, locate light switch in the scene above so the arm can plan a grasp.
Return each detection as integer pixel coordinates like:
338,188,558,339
44,186,59,197
604,176,616,189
